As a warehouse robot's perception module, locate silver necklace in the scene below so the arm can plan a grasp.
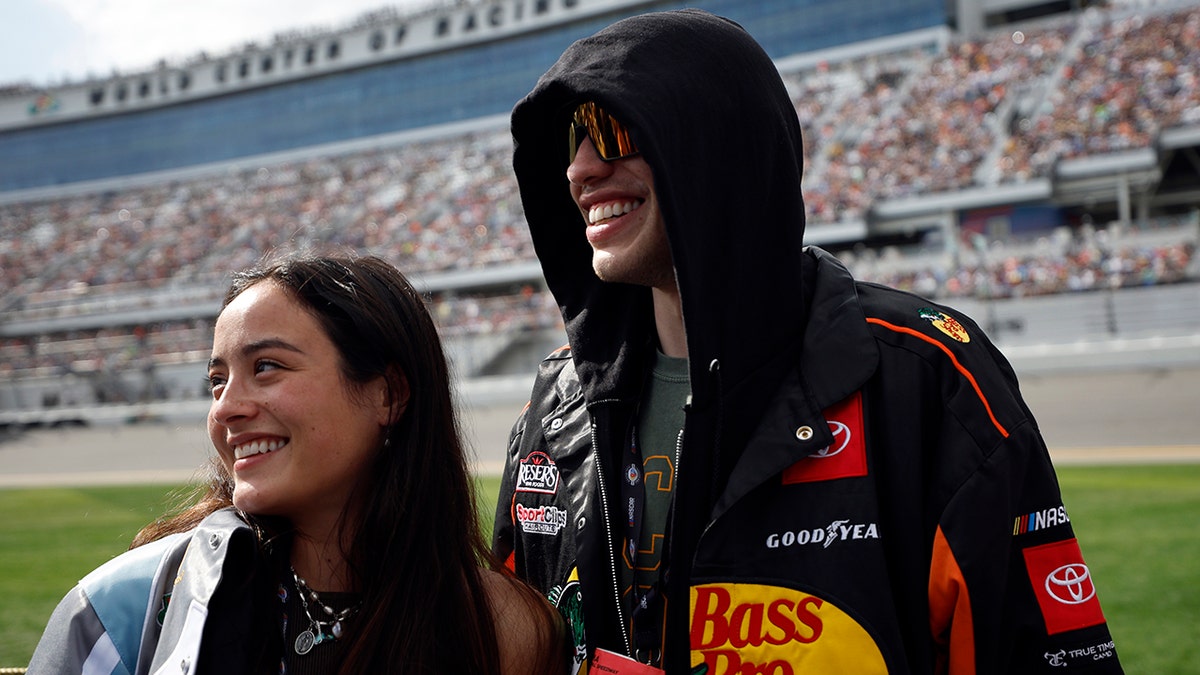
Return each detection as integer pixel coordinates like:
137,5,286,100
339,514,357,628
290,567,361,656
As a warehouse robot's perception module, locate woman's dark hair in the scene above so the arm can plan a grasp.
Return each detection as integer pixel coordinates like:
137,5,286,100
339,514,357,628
135,251,561,674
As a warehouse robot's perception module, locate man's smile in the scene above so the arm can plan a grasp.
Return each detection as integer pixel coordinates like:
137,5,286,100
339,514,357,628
588,199,645,224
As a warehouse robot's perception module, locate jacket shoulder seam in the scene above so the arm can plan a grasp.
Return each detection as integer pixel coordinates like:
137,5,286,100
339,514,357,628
865,316,1010,439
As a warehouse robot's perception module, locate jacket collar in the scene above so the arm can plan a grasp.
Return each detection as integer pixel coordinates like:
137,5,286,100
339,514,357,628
714,247,878,517
798,247,879,409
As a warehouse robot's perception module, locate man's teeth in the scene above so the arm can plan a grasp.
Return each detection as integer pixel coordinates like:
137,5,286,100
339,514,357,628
589,200,640,224
233,438,286,460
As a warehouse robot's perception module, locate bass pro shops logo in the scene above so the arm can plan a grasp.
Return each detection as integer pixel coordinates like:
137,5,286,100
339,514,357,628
516,451,560,494
690,583,886,674
918,307,970,343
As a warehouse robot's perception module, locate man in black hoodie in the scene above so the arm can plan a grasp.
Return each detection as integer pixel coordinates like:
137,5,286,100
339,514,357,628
494,9,1123,675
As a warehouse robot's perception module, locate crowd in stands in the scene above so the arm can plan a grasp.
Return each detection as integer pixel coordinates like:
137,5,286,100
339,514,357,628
834,218,1198,300
807,20,1072,216
0,286,563,378
0,320,211,383
1000,6,1200,181
785,49,927,222
3,1,1200,392
0,130,531,308
430,285,561,338
6,216,1193,389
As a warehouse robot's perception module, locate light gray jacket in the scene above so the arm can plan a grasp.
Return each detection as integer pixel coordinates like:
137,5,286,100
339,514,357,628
27,508,256,675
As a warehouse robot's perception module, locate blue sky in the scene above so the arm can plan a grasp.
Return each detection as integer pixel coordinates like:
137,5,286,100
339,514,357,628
0,0,436,87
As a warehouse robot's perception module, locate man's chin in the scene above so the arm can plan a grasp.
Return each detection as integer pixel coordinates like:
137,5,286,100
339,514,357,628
591,254,629,284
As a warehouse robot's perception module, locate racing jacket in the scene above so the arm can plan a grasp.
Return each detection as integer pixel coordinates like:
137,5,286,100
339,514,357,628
28,508,276,675
494,248,1123,674
497,9,1122,674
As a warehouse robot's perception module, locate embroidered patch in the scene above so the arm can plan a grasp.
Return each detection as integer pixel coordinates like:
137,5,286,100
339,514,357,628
690,583,887,673
1043,638,1118,669
625,463,640,486
1013,504,1070,536
765,519,880,550
1023,539,1106,635
515,503,569,536
548,572,587,672
516,450,560,495
783,391,868,484
918,307,970,343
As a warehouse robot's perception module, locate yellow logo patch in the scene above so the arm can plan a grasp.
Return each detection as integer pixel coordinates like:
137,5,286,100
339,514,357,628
690,583,886,674
919,307,970,343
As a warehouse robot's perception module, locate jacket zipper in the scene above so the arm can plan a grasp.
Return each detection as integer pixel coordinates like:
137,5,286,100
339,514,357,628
673,428,685,485
591,419,632,655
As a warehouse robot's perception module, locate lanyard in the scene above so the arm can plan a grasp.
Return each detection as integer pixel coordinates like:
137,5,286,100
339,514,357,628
619,426,669,665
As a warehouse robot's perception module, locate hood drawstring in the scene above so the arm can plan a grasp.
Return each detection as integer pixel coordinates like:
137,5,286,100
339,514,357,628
706,358,725,511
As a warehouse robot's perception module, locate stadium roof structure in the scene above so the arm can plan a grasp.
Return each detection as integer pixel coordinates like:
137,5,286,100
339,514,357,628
0,0,951,192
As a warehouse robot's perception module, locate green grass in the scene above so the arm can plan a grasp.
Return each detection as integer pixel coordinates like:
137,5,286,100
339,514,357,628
1056,464,1200,673
0,483,196,668
2,467,1197,671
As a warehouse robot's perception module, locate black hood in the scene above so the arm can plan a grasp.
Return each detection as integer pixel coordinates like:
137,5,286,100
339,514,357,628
511,9,808,408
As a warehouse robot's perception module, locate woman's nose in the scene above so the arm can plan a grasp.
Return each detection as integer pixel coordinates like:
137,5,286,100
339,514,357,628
210,378,255,426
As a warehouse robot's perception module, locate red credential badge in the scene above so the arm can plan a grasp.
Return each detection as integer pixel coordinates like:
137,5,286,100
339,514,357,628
590,648,665,675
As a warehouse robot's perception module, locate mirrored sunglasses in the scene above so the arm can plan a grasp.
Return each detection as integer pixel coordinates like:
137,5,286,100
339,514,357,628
568,101,640,163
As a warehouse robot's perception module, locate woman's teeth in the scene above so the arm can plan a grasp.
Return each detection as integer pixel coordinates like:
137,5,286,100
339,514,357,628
589,200,641,224
233,438,286,459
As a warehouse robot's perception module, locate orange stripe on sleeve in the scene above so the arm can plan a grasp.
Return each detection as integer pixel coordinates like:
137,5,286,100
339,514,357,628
930,526,976,675
866,317,1009,438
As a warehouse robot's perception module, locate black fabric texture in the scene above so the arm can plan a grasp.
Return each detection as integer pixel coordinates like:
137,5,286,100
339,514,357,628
511,9,808,409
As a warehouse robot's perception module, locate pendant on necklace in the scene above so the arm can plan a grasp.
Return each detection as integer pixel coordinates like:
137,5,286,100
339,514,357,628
294,629,316,655
331,620,343,639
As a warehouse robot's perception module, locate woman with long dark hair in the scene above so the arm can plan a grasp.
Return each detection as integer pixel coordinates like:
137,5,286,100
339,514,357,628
29,252,566,675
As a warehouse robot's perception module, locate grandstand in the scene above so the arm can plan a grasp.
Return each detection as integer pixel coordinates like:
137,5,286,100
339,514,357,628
2,0,1199,427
